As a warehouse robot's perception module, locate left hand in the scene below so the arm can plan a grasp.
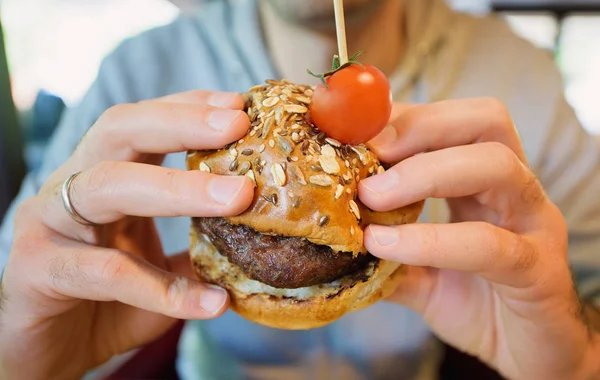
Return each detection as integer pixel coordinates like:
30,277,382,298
359,98,599,380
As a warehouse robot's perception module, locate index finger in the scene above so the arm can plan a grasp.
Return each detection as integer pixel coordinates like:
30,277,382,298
6,236,229,320
40,162,254,239
364,221,543,288
49,91,251,185
359,142,546,227
79,91,250,158
367,98,528,166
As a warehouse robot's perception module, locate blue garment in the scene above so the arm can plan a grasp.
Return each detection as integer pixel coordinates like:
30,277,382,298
2,1,600,379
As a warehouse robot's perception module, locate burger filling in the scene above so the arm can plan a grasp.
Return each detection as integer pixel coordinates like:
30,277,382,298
194,217,374,289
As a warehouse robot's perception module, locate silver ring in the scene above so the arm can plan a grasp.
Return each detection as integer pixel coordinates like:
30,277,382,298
61,172,99,227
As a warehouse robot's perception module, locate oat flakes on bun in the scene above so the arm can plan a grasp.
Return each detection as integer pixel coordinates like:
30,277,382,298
187,77,424,330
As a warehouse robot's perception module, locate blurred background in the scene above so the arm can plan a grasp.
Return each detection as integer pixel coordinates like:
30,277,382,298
1,0,599,220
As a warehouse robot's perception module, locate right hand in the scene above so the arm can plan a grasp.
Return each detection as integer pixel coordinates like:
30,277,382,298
0,91,254,379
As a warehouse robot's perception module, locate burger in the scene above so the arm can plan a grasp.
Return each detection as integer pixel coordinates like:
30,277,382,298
186,79,424,330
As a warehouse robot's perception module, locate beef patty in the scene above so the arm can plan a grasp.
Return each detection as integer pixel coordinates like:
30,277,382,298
193,217,373,289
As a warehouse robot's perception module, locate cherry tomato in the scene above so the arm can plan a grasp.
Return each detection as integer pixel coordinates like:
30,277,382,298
309,64,392,145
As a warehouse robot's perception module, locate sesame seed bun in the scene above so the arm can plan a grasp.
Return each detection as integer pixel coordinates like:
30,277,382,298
186,80,424,329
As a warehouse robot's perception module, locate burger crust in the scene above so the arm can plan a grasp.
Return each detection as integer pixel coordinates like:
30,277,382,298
186,80,421,255
186,79,425,329
190,229,410,330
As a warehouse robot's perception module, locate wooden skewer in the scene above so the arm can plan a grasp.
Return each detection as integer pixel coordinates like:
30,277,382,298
333,0,349,65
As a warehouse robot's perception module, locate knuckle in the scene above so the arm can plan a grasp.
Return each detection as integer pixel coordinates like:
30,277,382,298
98,103,134,128
481,97,512,127
9,203,55,285
85,161,120,195
398,105,421,129
11,200,48,260
10,233,40,274
498,230,538,273
162,276,190,311
137,97,156,106
468,223,512,274
13,198,38,229
11,229,38,258
520,173,545,206
511,239,538,273
90,104,136,143
45,254,71,286
55,248,131,292
481,96,505,111
45,248,90,290
482,222,505,266
484,142,546,207
487,141,519,175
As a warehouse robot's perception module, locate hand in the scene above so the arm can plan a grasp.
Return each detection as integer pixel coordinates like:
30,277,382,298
0,91,254,379
359,99,600,380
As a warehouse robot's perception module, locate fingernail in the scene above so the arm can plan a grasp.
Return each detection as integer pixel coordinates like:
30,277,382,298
370,226,400,247
199,285,227,313
208,92,240,108
207,110,241,131
208,176,246,205
361,170,398,195
369,125,397,148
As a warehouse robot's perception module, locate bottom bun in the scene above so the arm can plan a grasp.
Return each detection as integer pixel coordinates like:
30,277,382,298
189,230,407,330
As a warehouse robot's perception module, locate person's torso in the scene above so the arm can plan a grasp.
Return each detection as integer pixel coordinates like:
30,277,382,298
143,8,440,378
91,1,565,378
